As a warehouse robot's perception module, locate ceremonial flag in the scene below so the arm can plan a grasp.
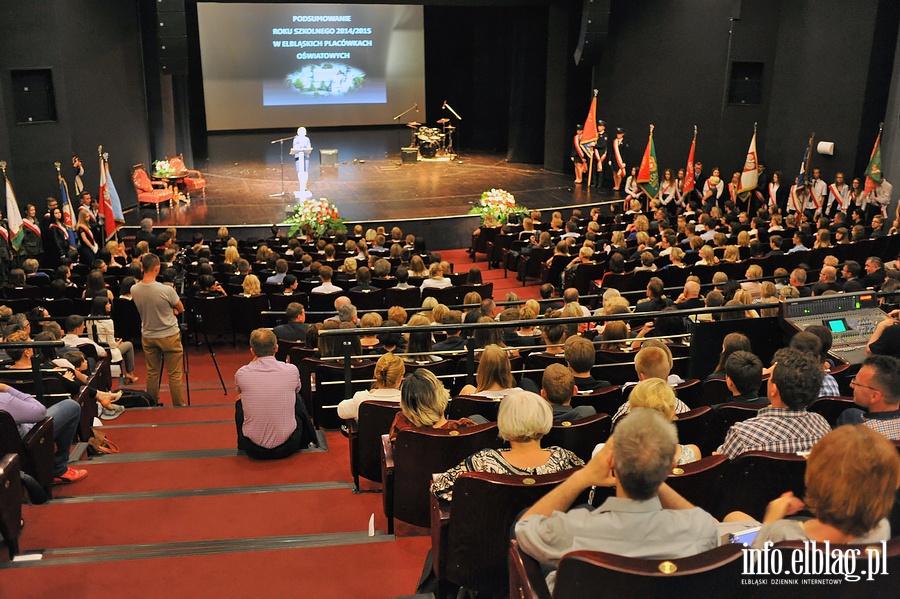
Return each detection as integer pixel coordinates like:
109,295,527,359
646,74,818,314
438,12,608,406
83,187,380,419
99,149,125,240
57,166,78,248
682,127,697,195
3,169,24,251
864,123,884,194
797,135,813,188
738,126,759,193
581,91,598,145
636,125,659,200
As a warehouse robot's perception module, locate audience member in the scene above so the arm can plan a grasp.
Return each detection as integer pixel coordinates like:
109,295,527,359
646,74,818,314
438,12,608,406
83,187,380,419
515,408,717,592
716,348,830,458
836,354,900,439
541,363,595,421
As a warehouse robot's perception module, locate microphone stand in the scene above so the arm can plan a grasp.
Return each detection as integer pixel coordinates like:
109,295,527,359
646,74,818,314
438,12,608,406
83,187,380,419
270,136,294,199
392,103,419,120
442,102,463,157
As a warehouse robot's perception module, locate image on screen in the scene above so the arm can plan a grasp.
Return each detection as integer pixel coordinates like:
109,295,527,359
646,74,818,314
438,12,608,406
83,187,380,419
197,3,425,130
824,318,849,334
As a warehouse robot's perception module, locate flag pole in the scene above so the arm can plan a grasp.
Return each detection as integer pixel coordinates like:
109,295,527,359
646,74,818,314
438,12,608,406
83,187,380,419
586,89,598,188
646,124,654,212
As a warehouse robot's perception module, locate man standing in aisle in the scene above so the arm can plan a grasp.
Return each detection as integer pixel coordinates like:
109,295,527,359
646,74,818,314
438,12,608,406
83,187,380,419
290,126,313,199
132,253,186,406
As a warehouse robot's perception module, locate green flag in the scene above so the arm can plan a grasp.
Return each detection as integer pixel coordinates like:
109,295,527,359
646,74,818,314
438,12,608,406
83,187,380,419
636,126,659,200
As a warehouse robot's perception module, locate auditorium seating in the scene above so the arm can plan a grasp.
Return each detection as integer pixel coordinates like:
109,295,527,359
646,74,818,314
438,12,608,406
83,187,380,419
446,395,501,422
0,410,55,501
347,400,401,491
551,544,746,599
542,413,611,462
431,470,583,597
0,453,23,560
666,454,728,515
380,423,500,533
807,396,856,427
715,450,807,520
298,358,376,429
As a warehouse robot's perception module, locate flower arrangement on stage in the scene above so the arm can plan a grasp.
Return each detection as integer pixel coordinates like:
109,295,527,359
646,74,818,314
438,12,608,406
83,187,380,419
152,160,176,178
285,197,347,236
468,188,528,224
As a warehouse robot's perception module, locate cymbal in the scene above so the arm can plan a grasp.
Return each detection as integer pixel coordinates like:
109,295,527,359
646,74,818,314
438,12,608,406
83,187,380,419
436,118,450,124
445,126,456,131
406,121,421,128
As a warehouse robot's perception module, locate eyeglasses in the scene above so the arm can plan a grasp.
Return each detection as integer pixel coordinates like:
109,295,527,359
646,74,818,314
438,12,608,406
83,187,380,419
849,378,880,392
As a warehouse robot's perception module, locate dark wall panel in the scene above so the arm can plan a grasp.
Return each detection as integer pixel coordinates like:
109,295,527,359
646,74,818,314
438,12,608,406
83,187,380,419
765,0,880,182
595,0,732,176
0,0,150,210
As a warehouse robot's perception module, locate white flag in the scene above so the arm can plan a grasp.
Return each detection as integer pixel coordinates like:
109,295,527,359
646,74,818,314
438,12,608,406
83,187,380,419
739,131,759,193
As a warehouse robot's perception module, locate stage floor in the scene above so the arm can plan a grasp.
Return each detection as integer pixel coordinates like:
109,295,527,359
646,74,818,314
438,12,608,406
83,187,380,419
130,130,609,227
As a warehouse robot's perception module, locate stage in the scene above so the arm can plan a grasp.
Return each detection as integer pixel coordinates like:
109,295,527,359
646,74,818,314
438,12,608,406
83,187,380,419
126,129,613,249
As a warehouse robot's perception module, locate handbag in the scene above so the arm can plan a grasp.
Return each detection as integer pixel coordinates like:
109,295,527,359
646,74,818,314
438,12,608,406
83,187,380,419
88,428,120,455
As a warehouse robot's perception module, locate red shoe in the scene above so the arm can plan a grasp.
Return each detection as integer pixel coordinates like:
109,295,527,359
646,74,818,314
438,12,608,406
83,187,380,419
53,467,88,484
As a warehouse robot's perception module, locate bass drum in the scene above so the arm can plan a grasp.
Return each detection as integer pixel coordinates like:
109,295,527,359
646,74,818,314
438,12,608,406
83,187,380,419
419,142,438,159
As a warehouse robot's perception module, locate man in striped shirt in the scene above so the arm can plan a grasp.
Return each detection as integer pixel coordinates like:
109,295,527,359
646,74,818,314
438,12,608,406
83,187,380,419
717,348,831,459
235,328,316,459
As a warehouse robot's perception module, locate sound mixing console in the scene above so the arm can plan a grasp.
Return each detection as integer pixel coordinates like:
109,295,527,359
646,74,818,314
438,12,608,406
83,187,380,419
780,292,888,365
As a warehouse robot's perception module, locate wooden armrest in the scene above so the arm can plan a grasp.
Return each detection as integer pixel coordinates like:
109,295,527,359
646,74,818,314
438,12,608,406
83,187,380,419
22,418,55,490
509,540,552,599
429,492,451,580
151,181,168,189
381,434,394,533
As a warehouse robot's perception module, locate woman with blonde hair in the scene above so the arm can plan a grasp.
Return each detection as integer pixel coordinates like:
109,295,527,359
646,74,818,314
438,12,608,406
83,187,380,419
241,274,262,296
696,244,719,266
611,378,700,465
409,255,428,278
420,262,452,290
224,245,240,268
741,264,764,300
431,391,583,501
459,344,522,398
732,288,759,318
736,230,751,248
339,256,357,276
722,245,740,263
667,246,687,268
337,353,405,420
390,369,479,440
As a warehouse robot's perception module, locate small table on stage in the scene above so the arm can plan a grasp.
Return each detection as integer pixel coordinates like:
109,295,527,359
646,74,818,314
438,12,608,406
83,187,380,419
152,172,189,204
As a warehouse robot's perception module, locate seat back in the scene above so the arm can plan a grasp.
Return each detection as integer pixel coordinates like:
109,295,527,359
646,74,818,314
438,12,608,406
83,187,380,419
384,286,421,309
666,454,728,514
229,294,270,336
421,285,459,306
352,400,401,486
715,451,807,520
807,396,855,427
0,453,23,560
553,545,745,599
458,282,493,300
131,164,152,192
542,413,611,462
308,360,376,429
696,377,732,407
188,295,234,340
308,291,343,315
673,406,713,450
571,386,623,415
441,470,581,596
112,297,143,342
706,403,764,455
0,411,55,494
523,353,567,386
347,289,385,311
447,395,501,422
390,423,500,528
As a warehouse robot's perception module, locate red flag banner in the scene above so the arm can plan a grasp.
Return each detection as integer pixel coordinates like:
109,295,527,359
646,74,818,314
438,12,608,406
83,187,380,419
682,128,697,195
581,91,598,145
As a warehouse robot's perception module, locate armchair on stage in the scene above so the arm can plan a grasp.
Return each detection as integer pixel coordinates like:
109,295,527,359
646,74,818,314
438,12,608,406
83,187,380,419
167,154,207,201
131,164,173,215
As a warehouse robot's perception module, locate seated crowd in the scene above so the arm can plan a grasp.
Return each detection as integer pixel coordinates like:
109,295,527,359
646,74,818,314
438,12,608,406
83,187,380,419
4,199,900,593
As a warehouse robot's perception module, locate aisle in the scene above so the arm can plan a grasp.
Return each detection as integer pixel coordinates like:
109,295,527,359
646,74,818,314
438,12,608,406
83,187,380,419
0,347,429,599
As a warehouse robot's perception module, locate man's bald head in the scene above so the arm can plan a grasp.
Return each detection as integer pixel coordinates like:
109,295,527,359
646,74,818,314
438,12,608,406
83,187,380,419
684,281,700,298
334,296,351,311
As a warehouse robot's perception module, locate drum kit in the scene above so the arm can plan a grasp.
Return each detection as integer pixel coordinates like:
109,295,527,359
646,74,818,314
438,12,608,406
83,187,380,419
406,118,456,159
